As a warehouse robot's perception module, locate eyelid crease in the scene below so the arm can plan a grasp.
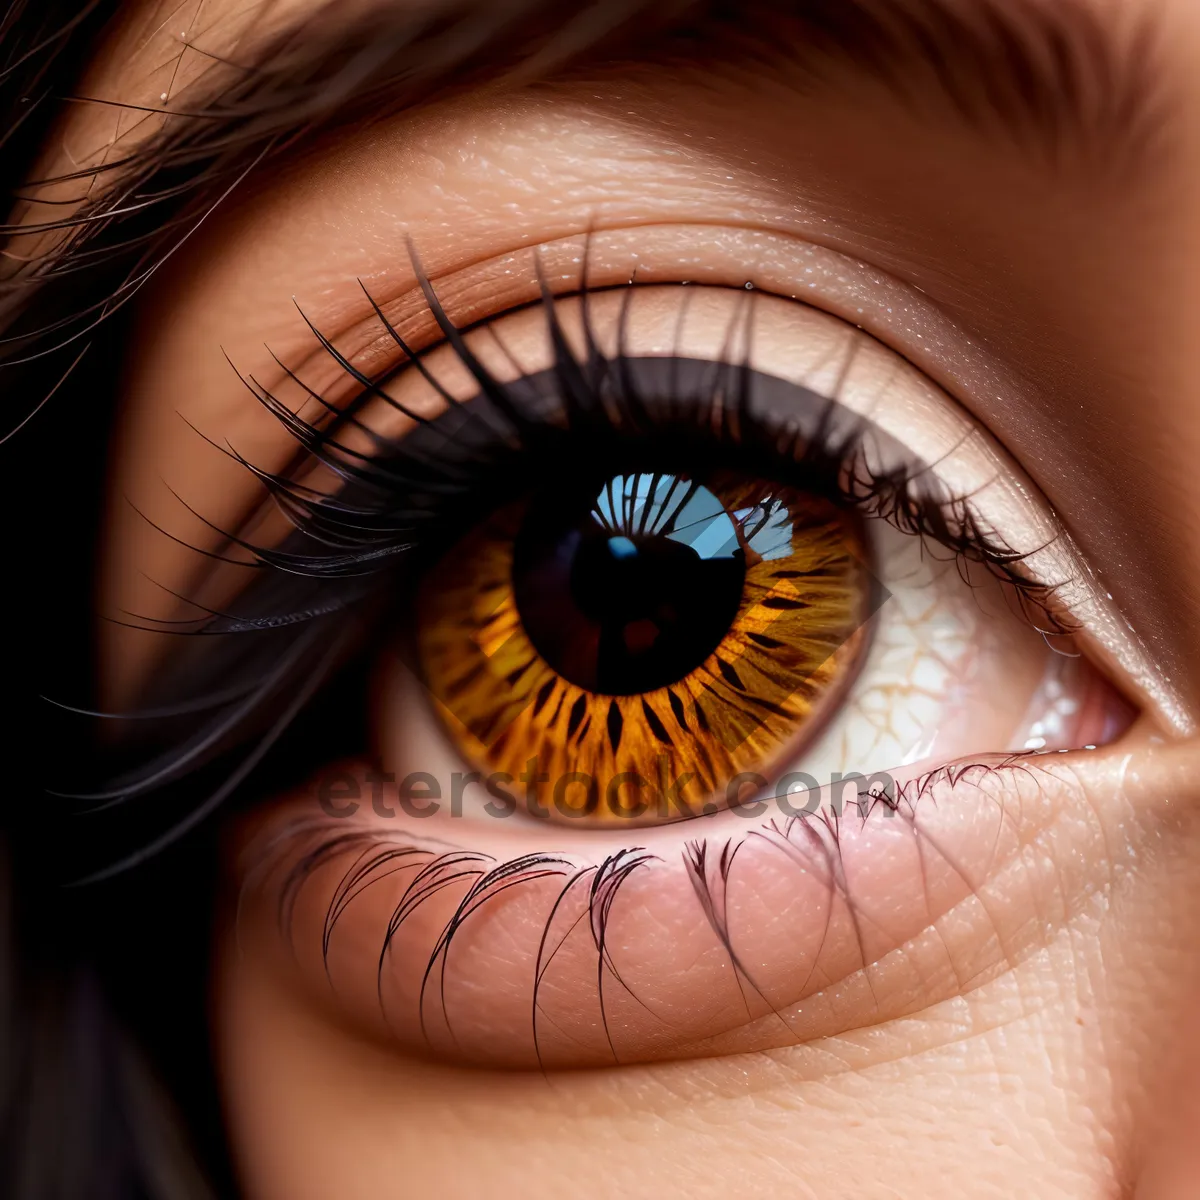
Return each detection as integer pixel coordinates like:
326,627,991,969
246,221,966,402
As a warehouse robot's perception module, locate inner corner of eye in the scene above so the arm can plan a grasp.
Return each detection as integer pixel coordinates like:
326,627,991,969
375,441,1134,828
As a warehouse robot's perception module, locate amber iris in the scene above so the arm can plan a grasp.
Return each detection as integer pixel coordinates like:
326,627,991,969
417,469,871,824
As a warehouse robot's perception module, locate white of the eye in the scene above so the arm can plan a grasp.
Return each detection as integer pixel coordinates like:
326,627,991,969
789,520,1076,788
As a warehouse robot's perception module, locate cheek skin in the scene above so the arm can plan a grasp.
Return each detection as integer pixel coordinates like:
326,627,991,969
216,736,1200,1199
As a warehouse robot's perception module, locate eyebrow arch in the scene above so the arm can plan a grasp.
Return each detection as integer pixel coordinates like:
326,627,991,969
0,0,1165,411
681,0,1164,169
62,0,1163,179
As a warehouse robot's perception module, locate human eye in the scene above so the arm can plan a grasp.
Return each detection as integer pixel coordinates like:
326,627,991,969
271,269,1133,830
92,211,1175,1070
387,277,1141,826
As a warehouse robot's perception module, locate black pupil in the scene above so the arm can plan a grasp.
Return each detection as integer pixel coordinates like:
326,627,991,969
512,472,749,694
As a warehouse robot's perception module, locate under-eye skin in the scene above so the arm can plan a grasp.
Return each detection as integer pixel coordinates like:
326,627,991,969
162,257,1157,1072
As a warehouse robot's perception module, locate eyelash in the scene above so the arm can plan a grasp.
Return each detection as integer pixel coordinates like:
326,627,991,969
76,258,1075,881
249,755,1038,1067
214,266,1074,638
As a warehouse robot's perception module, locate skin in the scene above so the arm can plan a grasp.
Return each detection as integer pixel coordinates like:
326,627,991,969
29,0,1200,1195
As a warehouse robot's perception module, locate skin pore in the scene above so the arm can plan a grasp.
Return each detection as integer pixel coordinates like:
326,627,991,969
28,0,1200,1195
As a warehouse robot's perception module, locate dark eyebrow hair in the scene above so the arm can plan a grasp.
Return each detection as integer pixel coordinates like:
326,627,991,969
694,0,1162,163
0,0,1164,392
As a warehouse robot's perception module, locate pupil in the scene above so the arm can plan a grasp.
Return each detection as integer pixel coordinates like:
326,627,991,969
512,473,749,694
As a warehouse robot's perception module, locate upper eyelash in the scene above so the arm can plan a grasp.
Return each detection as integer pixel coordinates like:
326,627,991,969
66,258,1075,880
200,265,1076,638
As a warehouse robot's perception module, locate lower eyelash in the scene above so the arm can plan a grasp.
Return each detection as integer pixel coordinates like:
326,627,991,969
248,756,1040,1068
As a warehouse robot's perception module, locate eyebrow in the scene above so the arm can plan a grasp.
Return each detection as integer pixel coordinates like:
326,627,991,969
0,0,1165,412
68,0,1162,181
684,0,1163,168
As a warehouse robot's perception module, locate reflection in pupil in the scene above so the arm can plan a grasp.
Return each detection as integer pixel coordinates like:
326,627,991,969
513,472,760,694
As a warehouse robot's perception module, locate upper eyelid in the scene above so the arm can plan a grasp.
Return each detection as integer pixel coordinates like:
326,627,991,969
229,218,1189,745
304,275,1190,736
104,229,1190,752
264,223,1006,416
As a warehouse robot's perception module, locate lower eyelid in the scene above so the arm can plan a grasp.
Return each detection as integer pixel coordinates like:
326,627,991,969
237,748,1133,1070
